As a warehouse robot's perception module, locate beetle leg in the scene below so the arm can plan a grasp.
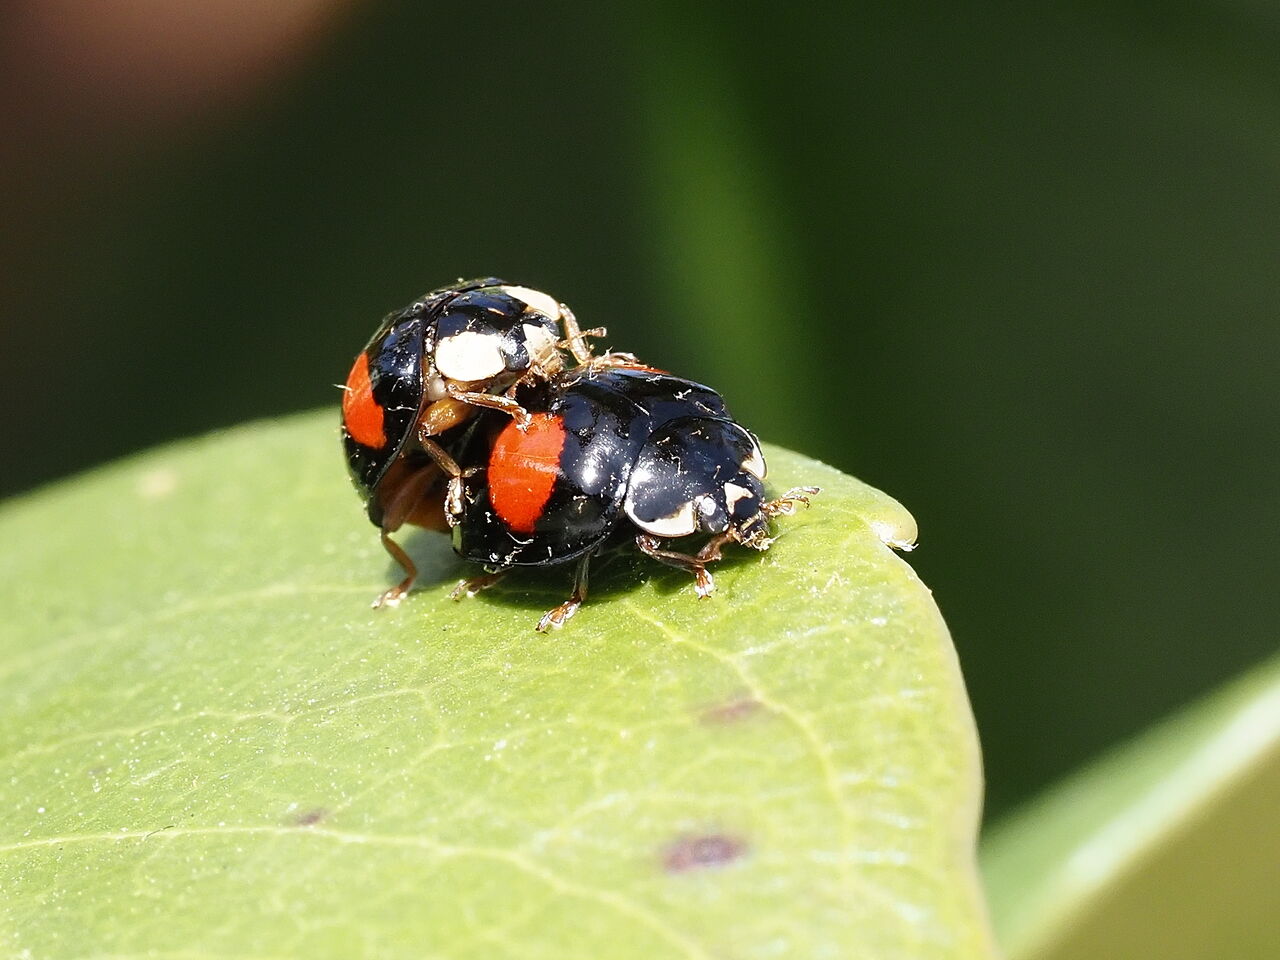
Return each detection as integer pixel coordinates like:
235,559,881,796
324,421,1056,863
417,431,481,524
585,351,645,371
696,531,735,563
634,534,718,599
537,552,593,631
373,531,417,609
734,487,821,550
556,307,655,371
444,386,532,430
368,461,445,607
450,569,508,600
761,486,821,516
558,304,606,366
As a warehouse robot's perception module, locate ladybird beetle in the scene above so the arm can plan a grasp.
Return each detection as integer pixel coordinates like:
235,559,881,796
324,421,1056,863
451,366,818,631
340,278,605,607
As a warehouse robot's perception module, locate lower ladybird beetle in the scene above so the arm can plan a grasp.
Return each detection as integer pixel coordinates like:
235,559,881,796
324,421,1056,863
451,365,818,631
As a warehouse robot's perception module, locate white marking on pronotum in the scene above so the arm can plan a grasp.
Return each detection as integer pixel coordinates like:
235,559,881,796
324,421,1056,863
723,482,753,509
628,498,699,537
522,322,559,369
500,285,561,319
434,331,506,382
741,438,766,479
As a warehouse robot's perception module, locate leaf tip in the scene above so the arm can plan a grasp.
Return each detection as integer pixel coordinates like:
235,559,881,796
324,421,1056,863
868,506,919,552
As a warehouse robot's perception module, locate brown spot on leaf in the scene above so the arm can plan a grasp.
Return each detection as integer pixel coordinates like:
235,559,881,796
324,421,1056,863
292,807,327,827
663,833,748,873
700,695,763,725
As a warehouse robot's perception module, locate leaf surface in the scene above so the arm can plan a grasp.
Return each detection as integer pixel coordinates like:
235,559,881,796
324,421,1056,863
982,653,1280,960
1,411,993,959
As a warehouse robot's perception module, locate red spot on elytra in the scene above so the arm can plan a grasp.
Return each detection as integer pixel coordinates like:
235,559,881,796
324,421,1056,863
488,412,566,534
663,833,748,873
342,352,387,448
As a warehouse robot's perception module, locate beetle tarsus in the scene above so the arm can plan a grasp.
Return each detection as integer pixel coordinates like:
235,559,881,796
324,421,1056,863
762,486,821,517
536,553,592,631
451,570,508,600
634,533,727,599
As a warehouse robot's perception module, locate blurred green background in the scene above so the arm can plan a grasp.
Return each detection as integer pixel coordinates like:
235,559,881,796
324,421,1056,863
2,0,1276,821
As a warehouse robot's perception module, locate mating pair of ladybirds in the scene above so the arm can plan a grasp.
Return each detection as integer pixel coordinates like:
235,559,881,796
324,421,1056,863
340,278,818,631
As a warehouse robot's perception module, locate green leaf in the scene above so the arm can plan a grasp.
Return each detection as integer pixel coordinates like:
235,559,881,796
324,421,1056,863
1,411,994,959
982,653,1280,960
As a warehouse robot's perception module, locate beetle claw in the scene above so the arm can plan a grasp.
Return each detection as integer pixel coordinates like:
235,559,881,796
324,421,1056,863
450,570,507,600
372,587,405,609
693,567,716,599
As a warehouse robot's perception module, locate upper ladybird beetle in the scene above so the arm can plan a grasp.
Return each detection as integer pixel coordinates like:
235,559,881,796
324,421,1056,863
340,278,604,607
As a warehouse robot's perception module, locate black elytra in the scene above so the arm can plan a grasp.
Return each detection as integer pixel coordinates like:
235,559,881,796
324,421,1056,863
453,366,770,568
339,283,820,630
340,277,563,526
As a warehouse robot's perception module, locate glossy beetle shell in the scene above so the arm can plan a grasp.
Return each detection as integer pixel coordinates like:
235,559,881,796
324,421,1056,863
453,367,767,567
341,277,562,526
